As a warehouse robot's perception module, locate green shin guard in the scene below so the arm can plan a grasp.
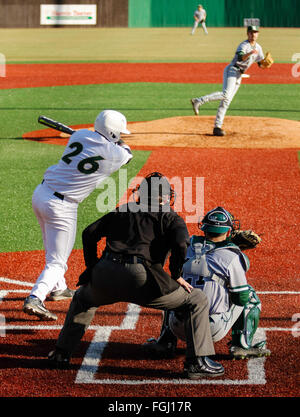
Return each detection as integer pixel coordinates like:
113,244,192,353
231,287,262,349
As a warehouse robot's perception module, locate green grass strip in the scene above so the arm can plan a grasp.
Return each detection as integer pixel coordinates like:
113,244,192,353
0,83,299,141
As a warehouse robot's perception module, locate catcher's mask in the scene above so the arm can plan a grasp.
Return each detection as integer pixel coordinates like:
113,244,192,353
94,110,130,143
132,172,176,207
199,206,240,234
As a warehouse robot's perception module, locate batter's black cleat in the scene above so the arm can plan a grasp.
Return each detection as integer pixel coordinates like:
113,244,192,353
213,127,226,136
184,356,225,379
48,348,71,369
23,296,58,321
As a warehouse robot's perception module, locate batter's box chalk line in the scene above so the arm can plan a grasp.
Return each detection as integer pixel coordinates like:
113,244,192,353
74,304,267,386
0,278,298,385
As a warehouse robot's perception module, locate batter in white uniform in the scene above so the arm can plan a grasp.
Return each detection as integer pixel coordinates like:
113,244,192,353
191,4,208,35
191,26,265,136
23,110,132,321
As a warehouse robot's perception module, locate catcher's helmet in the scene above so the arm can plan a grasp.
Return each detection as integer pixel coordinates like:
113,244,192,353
199,206,239,234
94,110,130,143
133,172,176,207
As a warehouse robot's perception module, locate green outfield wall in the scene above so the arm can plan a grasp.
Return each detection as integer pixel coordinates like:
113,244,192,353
128,0,300,28
0,0,298,28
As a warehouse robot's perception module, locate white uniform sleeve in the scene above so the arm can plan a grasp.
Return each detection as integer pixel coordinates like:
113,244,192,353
255,44,265,63
104,141,132,165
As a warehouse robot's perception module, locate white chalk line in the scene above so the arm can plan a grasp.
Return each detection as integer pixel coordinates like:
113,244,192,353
1,276,299,295
75,314,268,386
0,278,298,386
0,277,33,287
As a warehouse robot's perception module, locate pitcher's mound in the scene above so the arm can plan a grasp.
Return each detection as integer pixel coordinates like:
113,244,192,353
24,116,300,149
126,116,300,149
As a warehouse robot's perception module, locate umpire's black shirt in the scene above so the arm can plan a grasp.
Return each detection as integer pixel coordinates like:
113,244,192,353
82,202,190,294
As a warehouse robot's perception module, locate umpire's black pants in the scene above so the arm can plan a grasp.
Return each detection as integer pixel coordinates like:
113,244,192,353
56,259,215,359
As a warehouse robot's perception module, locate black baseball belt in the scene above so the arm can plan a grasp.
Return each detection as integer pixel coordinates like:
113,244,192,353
102,251,145,265
41,179,65,200
233,64,244,74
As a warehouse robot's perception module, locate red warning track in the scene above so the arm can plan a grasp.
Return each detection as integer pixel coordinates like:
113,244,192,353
0,147,299,397
1,62,298,89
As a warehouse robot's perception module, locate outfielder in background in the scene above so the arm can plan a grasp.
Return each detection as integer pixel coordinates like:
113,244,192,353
144,206,271,360
191,26,274,136
191,4,208,35
23,110,132,321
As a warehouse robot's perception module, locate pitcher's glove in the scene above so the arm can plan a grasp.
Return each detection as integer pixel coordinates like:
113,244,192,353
260,51,274,69
231,230,262,250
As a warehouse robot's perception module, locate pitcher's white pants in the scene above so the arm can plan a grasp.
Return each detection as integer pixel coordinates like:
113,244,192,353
197,65,242,128
31,182,78,302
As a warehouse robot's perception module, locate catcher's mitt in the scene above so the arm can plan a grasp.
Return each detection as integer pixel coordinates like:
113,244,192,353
260,51,274,69
230,230,262,250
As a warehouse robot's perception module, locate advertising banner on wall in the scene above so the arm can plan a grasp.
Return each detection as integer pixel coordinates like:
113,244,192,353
40,4,97,25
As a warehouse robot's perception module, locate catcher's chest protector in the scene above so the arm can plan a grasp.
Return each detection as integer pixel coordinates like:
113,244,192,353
183,237,250,288
183,241,213,278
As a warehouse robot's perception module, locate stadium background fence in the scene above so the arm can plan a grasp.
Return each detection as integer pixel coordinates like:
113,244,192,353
0,0,299,28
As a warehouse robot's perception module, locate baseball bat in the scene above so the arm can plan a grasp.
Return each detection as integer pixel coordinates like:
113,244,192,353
38,115,75,135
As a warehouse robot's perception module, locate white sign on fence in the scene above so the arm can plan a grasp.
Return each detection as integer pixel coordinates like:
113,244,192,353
40,4,97,25
243,18,260,27
0,53,5,77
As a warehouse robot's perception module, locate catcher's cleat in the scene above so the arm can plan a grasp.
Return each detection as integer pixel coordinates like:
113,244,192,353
229,344,271,360
143,336,177,359
48,349,70,369
213,127,226,136
23,296,58,321
46,287,75,301
184,356,225,379
191,98,203,115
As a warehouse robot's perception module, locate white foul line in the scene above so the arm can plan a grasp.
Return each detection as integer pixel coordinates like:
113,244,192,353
0,282,297,386
75,303,141,384
0,277,33,287
75,318,268,385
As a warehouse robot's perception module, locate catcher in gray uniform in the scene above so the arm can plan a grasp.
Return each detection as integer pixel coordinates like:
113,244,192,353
144,206,271,360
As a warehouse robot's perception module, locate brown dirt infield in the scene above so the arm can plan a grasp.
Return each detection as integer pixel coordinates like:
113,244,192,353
2,62,299,89
23,116,300,149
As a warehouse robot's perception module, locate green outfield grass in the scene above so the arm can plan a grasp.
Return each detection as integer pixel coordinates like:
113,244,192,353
1,27,299,63
1,83,299,140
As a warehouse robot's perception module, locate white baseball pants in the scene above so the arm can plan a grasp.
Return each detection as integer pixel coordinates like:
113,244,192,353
170,303,243,343
30,182,78,302
191,20,208,35
209,304,244,342
197,64,242,128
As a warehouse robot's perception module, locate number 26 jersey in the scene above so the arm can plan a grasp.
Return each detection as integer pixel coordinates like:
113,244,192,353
43,129,132,203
